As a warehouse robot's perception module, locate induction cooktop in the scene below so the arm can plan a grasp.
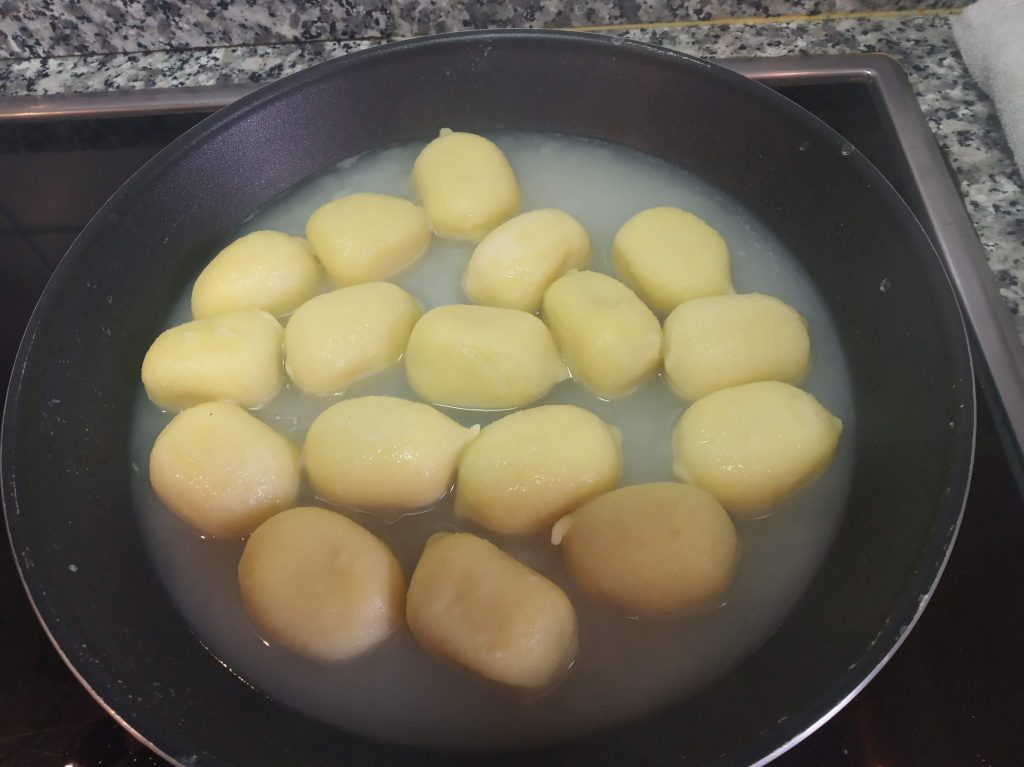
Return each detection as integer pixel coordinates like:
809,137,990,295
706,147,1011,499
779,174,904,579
2,54,1022,767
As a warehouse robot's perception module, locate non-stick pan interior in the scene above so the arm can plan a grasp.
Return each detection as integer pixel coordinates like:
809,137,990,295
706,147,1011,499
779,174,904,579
2,31,973,767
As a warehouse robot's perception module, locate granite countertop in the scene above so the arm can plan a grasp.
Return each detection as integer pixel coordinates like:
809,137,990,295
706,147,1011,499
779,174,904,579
1,5,1023,336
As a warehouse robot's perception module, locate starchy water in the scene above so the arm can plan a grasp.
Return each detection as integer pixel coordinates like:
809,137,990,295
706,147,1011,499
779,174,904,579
130,132,855,749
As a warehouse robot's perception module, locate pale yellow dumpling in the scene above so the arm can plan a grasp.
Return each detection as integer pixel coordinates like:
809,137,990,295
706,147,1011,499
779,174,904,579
673,381,843,514
541,270,662,398
149,402,300,537
303,396,478,509
190,230,321,319
552,483,738,615
412,130,520,241
663,292,811,401
405,305,568,409
305,193,430,285
238,506,404,662
612,207,733,313
462,209,590,312
141,309,283,410
284,283,422,396
456,405,621,535
406,533,577,688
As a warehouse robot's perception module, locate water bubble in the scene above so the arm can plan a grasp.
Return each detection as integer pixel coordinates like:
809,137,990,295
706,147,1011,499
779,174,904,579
840,143,854,157
798,140,810,152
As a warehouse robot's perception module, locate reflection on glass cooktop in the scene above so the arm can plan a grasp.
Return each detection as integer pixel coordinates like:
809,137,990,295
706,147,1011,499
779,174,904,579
1,75,1022,767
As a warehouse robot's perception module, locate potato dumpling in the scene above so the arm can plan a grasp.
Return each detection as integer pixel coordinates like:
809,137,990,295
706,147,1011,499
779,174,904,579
663,292,811,401
141,309,283,410
541,270,662,398
673,381,843,514
412,130,520,241
239,506,404,661
284,283,422,396
462,209,590,312
305,193,431,285
149,401,300,537
190,230,321,319
612,207,733,313
455,405,622,535
406,532,577,688
405,305,568,409
303,396,478,509
551,483,738,615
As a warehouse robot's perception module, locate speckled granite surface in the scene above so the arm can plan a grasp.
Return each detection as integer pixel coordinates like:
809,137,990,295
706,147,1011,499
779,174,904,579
0,0,393,59
388,0,970,37
2,12,1021,335
1,0,971,57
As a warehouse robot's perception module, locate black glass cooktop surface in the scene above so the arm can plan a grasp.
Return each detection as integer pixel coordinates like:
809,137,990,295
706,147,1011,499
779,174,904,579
2,58,1022,766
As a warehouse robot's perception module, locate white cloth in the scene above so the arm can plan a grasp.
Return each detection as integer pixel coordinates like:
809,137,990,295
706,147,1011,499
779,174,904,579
952,0,1024,175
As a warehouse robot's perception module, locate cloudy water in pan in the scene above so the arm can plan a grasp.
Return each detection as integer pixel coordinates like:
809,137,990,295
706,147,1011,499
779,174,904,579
130,132,855,749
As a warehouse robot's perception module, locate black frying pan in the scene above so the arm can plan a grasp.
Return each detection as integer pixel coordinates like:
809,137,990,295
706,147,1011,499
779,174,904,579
1,30,974,766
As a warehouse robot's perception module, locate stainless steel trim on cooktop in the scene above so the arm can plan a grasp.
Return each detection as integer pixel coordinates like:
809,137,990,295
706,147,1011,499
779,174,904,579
2,53,1021,459
0,82,259,120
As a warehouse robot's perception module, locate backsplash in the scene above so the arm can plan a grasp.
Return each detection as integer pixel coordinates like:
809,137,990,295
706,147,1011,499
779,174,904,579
0,0,970,59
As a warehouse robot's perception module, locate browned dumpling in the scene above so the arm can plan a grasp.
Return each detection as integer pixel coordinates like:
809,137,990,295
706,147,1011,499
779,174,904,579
239,506,404,661
406,532,577,688
552,482,738,614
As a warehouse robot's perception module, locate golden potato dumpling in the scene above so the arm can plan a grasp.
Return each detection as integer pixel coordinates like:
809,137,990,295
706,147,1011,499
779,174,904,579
303,396,479,509
463,209,590,312
406,533,577,688
149,402,300,537
239,506,404,661
404,304,568,409
552,483,738,615
455,405,621,535
190,230,321,319
663,292,811,401
284,283,422,396
673,381,843,514
141,309,283,410
305,193,430,285
612,207,733,313
541,270,662,398
412,130,520,241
